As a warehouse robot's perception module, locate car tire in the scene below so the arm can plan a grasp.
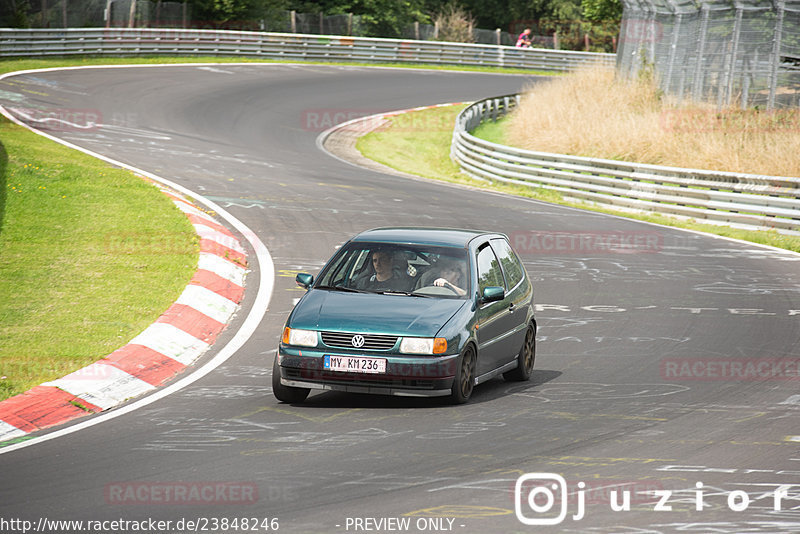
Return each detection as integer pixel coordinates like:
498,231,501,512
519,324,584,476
272,357,310,403
503,324,536,382
449,345,476,404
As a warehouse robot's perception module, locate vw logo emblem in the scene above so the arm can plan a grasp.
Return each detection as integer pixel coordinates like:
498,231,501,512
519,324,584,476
351,335,365,348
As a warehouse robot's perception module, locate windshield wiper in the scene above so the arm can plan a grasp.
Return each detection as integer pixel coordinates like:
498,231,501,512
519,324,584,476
375,290,432,297
316,285,367,293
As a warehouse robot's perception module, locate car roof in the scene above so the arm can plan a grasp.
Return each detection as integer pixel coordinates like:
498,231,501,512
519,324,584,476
351,227,505,248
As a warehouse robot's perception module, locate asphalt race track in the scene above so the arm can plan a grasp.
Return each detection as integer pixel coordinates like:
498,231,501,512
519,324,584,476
0,64,799,534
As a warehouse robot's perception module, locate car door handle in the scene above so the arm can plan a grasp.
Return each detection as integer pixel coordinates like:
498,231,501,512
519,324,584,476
508,302,515,313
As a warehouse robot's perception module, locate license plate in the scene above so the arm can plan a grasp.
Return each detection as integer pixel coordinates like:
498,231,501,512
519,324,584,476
324,355,387,374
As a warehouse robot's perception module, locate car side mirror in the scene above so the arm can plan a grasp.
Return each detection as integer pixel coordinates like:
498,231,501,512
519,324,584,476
296,273,314,290
481,286,505,303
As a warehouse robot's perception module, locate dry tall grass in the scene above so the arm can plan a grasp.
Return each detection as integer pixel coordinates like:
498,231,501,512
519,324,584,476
507,66,800,177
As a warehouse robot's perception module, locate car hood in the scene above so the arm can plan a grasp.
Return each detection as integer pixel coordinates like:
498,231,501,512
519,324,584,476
289,289,469,337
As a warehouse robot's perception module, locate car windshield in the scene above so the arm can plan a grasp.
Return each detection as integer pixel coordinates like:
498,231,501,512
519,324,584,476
315,242,470,298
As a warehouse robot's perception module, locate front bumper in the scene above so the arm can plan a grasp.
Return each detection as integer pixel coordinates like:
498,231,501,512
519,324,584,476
277,346,458,397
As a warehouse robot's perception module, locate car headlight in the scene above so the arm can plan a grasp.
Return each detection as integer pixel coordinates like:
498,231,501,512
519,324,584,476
400,337,447,354
282,327,318,347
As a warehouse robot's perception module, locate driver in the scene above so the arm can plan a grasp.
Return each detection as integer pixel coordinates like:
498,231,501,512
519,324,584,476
357,249,413,292
432,258,467,296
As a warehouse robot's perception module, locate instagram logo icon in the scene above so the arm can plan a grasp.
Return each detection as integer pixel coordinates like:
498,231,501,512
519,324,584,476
515,473,584,525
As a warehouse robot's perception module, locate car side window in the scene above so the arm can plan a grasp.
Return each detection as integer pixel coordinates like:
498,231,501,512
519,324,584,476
490,238,524,290
476,244,505,293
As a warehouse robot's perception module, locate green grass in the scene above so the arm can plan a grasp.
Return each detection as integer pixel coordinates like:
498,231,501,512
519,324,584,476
358,106,800,253
0,117,198,401
471,116,508,145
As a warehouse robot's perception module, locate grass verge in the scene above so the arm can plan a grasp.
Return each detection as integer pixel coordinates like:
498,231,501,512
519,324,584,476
0,109,197,402
357,106,800,253
357,105,563,205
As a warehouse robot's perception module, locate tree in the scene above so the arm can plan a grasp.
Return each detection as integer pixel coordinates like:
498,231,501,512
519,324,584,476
188,0,287,28
582,0,622,22
290,0,429,37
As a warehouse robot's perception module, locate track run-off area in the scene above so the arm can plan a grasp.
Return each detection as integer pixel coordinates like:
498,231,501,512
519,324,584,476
0,63,799,533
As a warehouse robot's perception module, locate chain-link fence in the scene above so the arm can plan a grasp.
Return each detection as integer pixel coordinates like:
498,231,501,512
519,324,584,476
399,22,518,46
618,0,800,109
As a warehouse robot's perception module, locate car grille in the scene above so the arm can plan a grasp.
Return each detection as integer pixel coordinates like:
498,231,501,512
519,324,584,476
321,331,398,351
285,369,435,389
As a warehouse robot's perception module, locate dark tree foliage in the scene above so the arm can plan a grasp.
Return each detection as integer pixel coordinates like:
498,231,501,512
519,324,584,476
582,0,622,22
185,0,287,27
288,0,429,37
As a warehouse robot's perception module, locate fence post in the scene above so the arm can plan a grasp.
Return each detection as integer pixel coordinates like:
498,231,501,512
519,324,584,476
646,1,657,66
665,12,682,94
723,3,743,107
768,0,785,109
128,0,137,28
62,0,68,27
319,12,324,34
414,21,419,40
348,13,353,36
290,10,296,33
495,28,501,45
692,3,710,101
741,53,751,109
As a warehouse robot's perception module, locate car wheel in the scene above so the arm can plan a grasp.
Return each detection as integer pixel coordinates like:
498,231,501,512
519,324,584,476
272,357,310,403
450,345,476,404
503,324,536,382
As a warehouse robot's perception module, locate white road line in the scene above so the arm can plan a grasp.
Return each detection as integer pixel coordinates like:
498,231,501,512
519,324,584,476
779,395,800,406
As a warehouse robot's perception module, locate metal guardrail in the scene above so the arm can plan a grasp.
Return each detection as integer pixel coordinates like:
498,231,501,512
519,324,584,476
452,95,800,234
0,28,615,72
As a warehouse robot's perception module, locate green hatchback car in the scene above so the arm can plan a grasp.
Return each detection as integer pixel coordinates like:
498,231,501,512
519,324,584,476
273,227,536,404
